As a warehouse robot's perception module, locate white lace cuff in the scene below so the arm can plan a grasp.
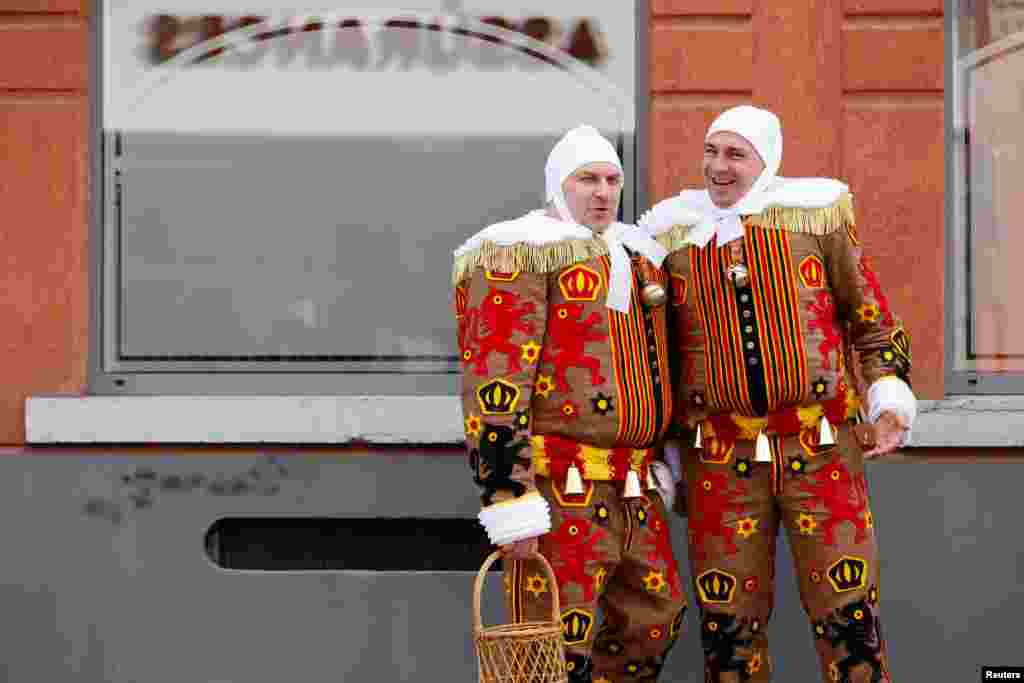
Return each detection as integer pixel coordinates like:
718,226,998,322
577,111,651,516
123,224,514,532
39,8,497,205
866,376,917,445
477,491,552,546
662,440,683,483
649,461,676,510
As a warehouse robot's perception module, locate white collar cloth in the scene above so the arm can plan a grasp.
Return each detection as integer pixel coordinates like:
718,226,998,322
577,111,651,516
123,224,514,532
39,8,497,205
601,222,668,313
670,177,849,248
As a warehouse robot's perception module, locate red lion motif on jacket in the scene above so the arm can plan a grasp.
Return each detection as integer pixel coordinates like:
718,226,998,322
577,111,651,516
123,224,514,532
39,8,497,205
688,470,749,562
543,303,606,392
542,516,608,602
807,291,843,371
464,286,536,376
798,461,869,547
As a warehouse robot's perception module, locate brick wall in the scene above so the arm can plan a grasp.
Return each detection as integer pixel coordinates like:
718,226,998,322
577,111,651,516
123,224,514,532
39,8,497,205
649,0,944,399
0,1,91,443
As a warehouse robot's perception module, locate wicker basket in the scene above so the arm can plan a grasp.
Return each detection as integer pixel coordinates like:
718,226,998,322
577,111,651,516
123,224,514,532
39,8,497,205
473,550,569,683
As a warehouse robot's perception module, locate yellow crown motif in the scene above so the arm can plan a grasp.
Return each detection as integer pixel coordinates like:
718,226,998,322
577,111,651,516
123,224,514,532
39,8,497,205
559,264,603,301
476,379,521,415
696,569,737,604
827,556,867,592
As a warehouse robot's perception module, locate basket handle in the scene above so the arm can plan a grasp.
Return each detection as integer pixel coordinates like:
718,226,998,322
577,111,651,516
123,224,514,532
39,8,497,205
473,549,561,634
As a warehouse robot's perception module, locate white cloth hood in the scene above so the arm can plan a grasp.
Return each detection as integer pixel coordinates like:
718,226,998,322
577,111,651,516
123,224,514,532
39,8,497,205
544,124,623,225
646,105,846,247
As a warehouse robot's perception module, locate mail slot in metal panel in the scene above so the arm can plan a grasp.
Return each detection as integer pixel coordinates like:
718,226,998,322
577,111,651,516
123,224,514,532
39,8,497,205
207,517,497,571
0,451,1020,682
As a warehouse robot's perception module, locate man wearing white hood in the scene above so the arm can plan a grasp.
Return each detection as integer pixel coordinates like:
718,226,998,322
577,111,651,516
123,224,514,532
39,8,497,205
640,106,913,682
453,126,688,682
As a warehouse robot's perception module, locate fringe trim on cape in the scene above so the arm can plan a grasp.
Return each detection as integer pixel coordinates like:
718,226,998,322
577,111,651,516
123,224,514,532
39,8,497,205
747,193,856,235
654,224,694,253
452,194,855,283
452,237,609,286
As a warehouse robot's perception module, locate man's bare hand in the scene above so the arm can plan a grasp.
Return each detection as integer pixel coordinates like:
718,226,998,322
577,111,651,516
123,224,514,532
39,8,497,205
862,411,907,459
500,537,539,560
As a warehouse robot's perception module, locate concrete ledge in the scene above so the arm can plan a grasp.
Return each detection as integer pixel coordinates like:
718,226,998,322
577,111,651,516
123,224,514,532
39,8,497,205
912,396,1024,447
27,394,1024,447
26,395,465,444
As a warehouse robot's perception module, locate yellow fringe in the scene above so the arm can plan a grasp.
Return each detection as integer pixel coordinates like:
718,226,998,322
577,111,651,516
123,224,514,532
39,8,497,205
748,193,856,235
452,237,608,286
654,223,694,253
453,194,855,284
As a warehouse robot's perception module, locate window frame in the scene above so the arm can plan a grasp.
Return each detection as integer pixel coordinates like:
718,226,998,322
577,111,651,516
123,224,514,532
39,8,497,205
945,0,1024,394
88,0,650,396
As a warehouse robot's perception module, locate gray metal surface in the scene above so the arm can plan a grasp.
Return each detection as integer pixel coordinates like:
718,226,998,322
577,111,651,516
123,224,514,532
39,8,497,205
0,454,1018,681
91,1,649,396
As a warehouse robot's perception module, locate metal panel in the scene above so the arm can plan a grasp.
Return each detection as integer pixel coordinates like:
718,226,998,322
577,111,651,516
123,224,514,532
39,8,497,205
0,453,1021,681
91,1,649,395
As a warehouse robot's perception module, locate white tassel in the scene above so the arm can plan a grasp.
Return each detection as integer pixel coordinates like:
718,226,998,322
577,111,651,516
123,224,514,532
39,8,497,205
694,422,703,448
564,464,585,495
646,467,658,491
755,431,772,462
819,416,835,446
623,469,642,499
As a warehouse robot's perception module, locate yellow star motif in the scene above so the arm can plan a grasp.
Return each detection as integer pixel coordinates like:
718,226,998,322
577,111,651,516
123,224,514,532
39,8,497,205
747,651,763,675
798,513,817,535
534,375,554,398
736,516,759,539
642,570,666,593
520,341,541,364
736,461,749,474
525,574,548,598
464,415,481,438
856,303,880,323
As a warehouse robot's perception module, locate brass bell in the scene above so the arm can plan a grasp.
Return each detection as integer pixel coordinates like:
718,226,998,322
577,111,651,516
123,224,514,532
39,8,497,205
640,282,667,309
727,263,750,288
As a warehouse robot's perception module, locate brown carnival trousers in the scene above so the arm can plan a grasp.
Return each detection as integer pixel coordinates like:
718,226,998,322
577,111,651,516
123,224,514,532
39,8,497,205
505,477,688,683
683,422,892,683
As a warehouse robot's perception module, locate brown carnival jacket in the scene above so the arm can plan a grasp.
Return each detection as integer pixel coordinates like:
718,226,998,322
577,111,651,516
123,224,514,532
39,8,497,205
645,192,912,453
453,212,674,513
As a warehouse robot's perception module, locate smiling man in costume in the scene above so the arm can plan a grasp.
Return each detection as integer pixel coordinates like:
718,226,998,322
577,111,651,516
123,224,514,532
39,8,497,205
640,105,914,682
453,125,688,683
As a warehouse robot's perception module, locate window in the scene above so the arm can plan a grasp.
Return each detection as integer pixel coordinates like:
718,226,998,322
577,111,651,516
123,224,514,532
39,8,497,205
93,1,645,394
948,0,1024,392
